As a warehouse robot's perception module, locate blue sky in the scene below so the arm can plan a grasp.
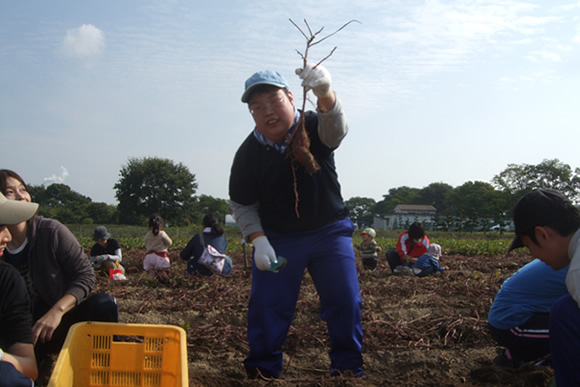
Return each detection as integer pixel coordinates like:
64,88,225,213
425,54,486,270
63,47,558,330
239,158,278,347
1,0,579,205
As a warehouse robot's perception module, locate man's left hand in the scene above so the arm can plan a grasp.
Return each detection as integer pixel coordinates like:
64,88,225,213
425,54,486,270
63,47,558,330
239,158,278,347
296,63,332,98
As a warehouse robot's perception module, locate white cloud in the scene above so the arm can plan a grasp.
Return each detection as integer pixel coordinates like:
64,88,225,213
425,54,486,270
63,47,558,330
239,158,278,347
554,2,580,12
44,166,69,184
61,24,105,58
526,49,562,62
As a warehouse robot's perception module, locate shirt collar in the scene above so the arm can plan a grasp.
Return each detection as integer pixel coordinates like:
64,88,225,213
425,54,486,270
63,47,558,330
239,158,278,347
253,108,301,154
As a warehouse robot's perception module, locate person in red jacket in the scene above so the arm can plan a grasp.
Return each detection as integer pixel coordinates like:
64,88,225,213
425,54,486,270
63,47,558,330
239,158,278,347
386,222,430,272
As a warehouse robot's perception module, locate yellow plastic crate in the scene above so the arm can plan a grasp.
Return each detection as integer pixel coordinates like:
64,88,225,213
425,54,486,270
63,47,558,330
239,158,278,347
48,322,188,387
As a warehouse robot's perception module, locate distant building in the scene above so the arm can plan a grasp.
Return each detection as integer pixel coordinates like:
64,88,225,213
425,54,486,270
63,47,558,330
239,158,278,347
373,204,437,230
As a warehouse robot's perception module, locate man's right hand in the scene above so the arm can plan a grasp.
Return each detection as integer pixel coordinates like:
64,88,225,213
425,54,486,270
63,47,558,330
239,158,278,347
252,236,278,271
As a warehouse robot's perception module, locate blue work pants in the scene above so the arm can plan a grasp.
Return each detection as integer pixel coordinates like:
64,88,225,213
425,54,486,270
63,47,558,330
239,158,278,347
550,294,580,386
244,218,363,378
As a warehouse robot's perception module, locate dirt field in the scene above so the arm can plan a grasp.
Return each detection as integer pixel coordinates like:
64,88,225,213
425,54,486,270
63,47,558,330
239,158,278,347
91,249,554,386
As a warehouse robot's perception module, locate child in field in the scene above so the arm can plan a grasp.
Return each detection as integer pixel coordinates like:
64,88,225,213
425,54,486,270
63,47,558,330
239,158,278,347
507,188,580,385
395,243,448,277
354,228,382,270
143,214,172,281
386,222,431,273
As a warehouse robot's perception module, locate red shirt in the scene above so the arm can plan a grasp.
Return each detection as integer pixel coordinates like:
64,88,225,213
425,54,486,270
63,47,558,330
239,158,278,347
395,231,430,262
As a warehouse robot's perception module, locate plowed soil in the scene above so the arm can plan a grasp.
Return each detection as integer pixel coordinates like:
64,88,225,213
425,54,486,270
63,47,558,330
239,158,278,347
92,249,554,387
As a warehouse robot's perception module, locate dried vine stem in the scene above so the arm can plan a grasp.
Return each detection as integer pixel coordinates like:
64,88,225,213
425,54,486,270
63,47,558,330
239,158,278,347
287,18,360,218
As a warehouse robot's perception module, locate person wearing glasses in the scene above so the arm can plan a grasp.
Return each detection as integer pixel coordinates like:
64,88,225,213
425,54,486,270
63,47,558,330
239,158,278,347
229,64,363,379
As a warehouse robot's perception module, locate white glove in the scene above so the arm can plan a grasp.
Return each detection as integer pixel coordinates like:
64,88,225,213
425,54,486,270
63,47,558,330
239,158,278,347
252,236,278,271
91,254,109,266
295,63,332,98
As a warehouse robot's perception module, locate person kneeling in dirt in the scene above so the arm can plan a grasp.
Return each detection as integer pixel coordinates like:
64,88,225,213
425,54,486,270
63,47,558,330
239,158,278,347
180,213,233,276
506,188,580,385
143,214,172,281
90,225,125,277
386,222,431,273
394,243,448,277
487,258,568,368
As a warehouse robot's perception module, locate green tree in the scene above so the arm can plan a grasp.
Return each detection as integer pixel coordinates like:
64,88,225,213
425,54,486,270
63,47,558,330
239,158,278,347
448,181,504,231
27,183,117,224
374,186,420,216
86,202,118,224
492,158,580,204
36,183,90,207
114,157,198,225
345,197,376,228
194,195,231,226
418,182,454,214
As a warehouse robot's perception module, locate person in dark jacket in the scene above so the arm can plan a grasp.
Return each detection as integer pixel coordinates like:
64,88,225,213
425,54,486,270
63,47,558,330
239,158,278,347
180,213,232,276
0,169,118,375
90,225,124,276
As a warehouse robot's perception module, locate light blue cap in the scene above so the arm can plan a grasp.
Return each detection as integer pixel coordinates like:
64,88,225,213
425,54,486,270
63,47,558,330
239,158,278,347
241,70,290,103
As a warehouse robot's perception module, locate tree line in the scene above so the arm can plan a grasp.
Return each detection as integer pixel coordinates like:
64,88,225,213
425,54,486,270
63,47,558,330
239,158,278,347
27,157,580,229
29,157,230,227
346,158,580,230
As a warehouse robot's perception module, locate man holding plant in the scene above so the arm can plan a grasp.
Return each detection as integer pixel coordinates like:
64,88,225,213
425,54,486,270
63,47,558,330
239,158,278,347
229,64,363,379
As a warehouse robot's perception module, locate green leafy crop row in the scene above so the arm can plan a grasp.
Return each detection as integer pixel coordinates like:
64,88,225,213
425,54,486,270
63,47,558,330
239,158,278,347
359,230,518,256
73,225,520,257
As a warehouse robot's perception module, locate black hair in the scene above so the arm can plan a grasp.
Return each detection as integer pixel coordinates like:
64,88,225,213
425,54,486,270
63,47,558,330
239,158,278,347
202,213,224,236
0,169,28,196
523,202,580,244
408,222,425,240
149,214,163,236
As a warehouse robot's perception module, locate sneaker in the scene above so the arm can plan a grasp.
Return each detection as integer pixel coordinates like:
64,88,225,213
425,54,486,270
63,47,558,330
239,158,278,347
393,265,414,275
330,369,363,377
532,356,552,367
493,349,514,368
411,267,422,275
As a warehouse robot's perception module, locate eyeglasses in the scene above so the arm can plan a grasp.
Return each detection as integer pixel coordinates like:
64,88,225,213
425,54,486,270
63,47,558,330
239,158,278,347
249,96,285,116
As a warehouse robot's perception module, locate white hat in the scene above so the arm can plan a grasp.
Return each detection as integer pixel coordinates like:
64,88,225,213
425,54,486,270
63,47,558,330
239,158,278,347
360,227,376,238
427,244,442,260
0,192,38,225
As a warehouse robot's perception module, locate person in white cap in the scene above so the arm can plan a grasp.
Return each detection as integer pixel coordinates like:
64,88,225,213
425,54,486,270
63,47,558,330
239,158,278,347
354,227,382,270
229,64,363,379
0,192,39,385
